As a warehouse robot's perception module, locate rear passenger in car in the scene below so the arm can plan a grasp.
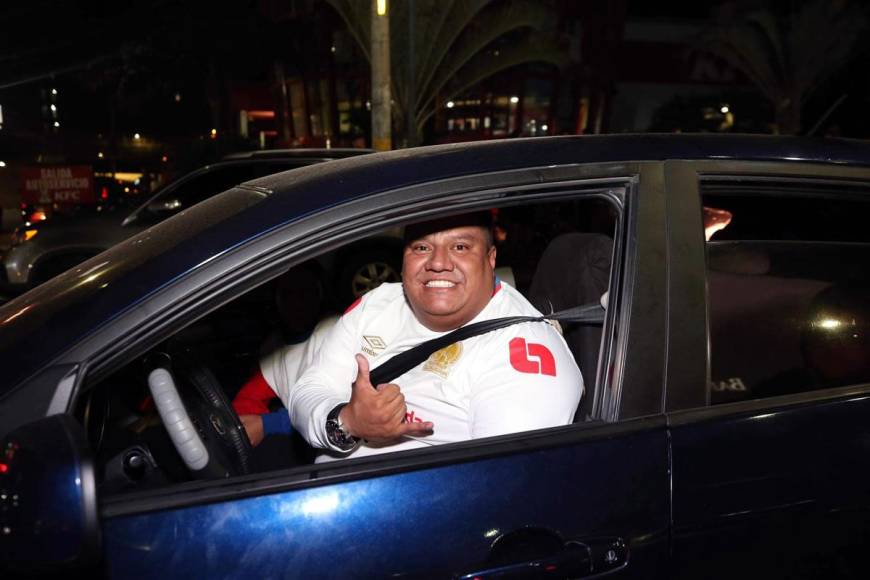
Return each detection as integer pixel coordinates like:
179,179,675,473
754,281,870,397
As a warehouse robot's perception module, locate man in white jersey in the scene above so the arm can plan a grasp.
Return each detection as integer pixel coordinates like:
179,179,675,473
287,212,583,460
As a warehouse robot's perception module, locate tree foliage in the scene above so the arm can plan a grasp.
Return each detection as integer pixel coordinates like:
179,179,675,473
325,0,569,145
693,0,868,135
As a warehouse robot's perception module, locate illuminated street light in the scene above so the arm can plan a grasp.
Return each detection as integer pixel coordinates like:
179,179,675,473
721,105,730,114
377,0,387,16
510,96,519,104
446,101,455,109
97,152,104,159
133,133,141,140
53,121,60,128
0,161,6,168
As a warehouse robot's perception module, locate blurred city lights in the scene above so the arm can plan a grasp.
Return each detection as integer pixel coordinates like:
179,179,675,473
446,101,455,108
377,0,387,16
210,128,218,139
97,152,104,159
720,105,730,114
133,133,141,140
51,88,57,96
53,121,60,127
510,96,519,104
0,161,6,168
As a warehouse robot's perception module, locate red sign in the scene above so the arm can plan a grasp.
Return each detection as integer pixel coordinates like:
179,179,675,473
20,165,95,205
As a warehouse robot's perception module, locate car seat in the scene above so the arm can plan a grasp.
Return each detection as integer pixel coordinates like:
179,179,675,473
528,233,613,422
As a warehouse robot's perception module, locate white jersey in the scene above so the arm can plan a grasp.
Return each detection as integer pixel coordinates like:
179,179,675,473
261,315,339,403
288,281,583,461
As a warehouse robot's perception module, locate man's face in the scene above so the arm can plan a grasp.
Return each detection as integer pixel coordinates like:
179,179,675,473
402,225,497,332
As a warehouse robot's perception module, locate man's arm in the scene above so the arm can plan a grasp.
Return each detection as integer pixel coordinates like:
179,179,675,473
469,325,583,438
287,312,361,450
289,301,434,451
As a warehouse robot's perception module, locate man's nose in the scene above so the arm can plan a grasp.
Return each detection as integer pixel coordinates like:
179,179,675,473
426,245,453,270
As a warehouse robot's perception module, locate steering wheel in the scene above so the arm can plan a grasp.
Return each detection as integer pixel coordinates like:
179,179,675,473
145,352,252,479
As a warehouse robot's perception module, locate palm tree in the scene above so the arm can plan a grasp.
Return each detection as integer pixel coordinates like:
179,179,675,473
325,0,569,146
693,0,867,135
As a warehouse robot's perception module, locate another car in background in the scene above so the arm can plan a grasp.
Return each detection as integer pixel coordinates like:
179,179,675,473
0,148,396,305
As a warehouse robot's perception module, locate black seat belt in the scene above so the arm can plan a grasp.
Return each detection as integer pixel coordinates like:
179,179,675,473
369,301,605,386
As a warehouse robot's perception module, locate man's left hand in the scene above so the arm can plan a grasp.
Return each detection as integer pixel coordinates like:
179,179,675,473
240,414,265,447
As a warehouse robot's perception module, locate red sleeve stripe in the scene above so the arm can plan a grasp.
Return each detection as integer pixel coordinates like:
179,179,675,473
344,295,363,314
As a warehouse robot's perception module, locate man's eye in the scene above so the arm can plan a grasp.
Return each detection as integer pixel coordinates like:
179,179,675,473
413,244,430,252
454,243,469,251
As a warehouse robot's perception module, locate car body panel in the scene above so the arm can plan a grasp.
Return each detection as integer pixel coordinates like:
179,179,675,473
2,135,870,578
670,390,870,578
103,420,669,579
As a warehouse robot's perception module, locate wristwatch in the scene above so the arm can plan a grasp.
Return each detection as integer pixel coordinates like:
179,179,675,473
326,403,360,451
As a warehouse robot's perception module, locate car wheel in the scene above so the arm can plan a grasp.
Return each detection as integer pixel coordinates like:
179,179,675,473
335,248,402,307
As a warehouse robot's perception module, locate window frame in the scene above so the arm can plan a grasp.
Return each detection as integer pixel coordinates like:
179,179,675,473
663,159,870,416
47,161,665,515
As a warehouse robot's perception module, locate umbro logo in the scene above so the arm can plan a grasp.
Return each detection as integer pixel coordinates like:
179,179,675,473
362,335,387,357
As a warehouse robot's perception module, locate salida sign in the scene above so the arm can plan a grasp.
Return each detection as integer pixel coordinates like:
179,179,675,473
21,165,95,205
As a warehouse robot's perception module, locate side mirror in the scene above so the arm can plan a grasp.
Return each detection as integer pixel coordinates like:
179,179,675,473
0,414,99,574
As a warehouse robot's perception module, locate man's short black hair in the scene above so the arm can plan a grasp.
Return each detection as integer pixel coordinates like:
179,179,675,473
403,211,494,247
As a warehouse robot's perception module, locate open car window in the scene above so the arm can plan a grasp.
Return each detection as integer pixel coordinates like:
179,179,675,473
76,193,620,496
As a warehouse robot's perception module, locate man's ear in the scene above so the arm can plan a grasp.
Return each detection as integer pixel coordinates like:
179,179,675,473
487,245,497,269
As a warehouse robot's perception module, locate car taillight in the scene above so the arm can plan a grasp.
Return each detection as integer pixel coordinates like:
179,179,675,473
11,227,38,246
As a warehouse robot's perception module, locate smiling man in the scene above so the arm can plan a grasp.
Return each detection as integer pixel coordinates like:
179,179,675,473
287,212,583,460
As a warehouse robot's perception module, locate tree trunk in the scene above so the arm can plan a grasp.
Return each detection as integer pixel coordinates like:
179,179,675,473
371,0,391,151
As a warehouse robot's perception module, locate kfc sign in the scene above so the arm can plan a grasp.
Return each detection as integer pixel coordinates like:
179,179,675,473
21,165,95,205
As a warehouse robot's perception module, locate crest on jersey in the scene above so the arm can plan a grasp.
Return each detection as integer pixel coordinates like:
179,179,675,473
423,342,463,378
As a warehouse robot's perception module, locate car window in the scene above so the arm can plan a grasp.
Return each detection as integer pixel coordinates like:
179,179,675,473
78,193,620,496
704,184,870,404
152,165,257,212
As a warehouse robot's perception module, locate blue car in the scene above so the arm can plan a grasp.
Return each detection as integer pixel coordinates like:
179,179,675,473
2,135,870,579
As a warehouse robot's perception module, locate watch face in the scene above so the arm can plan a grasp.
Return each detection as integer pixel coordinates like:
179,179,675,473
326,410,357,450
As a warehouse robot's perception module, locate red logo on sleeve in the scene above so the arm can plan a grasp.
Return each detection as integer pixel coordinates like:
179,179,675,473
509,337,556,376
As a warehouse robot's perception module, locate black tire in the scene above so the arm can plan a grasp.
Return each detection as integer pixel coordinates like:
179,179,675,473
334,246,402,308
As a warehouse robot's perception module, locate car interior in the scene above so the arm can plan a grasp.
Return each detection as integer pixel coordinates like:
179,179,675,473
74,196,619,496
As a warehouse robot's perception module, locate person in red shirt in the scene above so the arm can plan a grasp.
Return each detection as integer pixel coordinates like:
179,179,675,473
233,261,335,446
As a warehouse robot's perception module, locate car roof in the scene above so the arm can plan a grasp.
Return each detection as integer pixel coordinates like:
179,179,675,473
220,148,375,160
2,133,870,395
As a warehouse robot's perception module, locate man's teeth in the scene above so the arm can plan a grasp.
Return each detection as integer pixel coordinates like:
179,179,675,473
426,280,455,288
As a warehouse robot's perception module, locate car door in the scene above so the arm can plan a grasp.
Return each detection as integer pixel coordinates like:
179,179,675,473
7,161,673,579
664,160,870,579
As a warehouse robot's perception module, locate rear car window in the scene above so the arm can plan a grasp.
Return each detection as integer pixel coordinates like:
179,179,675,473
703,184,870,404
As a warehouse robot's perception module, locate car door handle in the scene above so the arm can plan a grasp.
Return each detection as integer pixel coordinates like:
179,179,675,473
456,527,627,579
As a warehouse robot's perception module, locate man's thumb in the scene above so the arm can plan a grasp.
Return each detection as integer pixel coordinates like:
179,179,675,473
354,354,371,385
